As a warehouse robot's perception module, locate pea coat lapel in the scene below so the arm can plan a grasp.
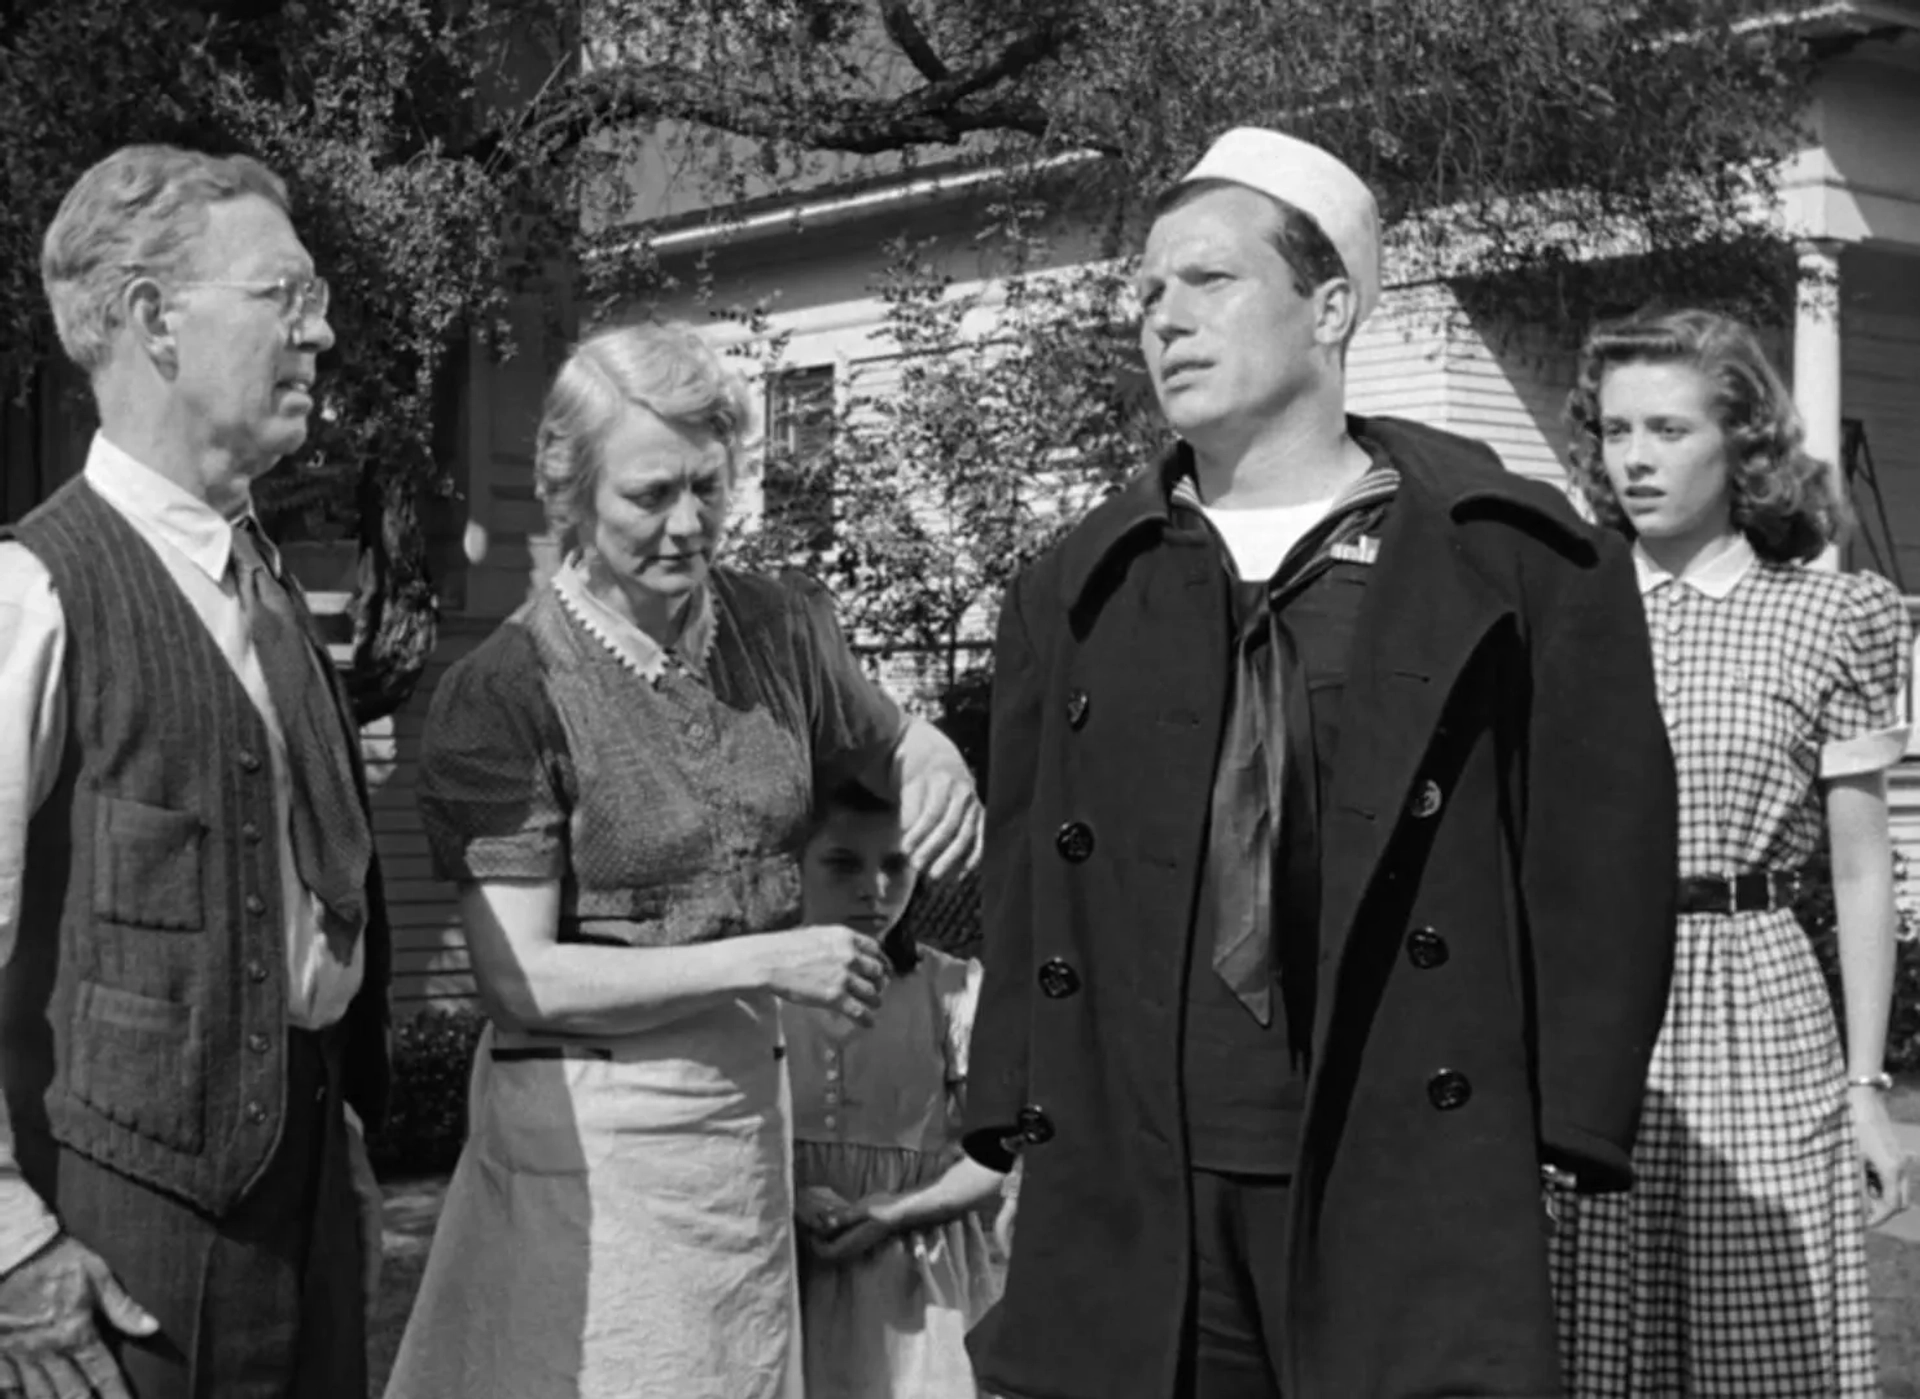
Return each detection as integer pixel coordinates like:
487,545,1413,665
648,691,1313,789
1114,536,1232,1000
1054,455,1232,1000
1310,472,1512,1053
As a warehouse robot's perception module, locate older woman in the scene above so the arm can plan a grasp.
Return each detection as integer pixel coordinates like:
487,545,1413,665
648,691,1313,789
1549,309,1912,1396
383,321,980,1399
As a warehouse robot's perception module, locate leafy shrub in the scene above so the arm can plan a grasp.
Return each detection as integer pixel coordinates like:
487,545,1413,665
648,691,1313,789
1792,852,1920,1074
366,1006,487,1179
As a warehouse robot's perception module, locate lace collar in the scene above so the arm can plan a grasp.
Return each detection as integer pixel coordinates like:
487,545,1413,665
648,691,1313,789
551,554,717,686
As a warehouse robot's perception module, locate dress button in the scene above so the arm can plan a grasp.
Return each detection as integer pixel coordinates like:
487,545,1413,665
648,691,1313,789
241,820,262,843
1406,928,1449,970
247,1031,271,1054
1408,779,1444,821
238,748,261,773
824,1066,839,1082
1037,958,1081,999
823,1113,837,1130
1054,822,1095,863
1066,688,1091,730
1015,1104,1055,1145
1427,1070,1472,1111
245,959,269,984
245,893,267,915
824,1090,839,1106
244,1100,268,1125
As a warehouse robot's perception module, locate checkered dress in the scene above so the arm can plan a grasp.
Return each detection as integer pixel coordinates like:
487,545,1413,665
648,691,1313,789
1548,551,1911,1397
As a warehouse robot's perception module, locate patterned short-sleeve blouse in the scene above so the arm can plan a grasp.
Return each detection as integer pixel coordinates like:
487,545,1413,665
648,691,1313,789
418,564,905,945
1637,544,1911,880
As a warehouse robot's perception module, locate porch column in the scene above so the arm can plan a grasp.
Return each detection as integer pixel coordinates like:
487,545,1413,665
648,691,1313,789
1794,238,1845,571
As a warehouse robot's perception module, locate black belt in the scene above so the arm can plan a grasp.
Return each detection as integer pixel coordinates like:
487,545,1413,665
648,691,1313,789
491,1044,612,1063
1675,869,1808,916
491,1043,789,1062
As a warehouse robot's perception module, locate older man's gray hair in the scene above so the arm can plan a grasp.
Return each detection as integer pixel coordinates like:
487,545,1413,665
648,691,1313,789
41,144,290,377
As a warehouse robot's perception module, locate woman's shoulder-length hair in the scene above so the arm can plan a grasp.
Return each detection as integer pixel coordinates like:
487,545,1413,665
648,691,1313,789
1564,307,1851,564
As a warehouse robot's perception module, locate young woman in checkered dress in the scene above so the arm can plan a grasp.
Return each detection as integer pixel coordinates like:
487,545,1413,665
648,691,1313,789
1549,309,1914,1397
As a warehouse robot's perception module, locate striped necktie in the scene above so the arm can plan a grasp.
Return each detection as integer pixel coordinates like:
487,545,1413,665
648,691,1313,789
230,515,371,942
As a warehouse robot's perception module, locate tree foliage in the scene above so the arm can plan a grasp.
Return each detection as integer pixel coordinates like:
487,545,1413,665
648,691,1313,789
726,212,1157,723
555,0,1814,315
1,0,1827,712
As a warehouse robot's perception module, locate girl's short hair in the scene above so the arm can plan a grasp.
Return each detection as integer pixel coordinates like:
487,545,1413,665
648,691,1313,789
810,779,920,976
1564,308,1849,563
533,319,760,555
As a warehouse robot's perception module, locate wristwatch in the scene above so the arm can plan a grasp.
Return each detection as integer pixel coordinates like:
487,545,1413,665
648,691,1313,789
1847,1071,1895,1091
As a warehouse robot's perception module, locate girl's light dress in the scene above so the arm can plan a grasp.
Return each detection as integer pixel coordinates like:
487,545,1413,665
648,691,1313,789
1549,543,1911,1397
784,947,1006,1398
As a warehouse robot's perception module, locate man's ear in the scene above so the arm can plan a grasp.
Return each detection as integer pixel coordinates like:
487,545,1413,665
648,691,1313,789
126,277,178,373
1313,278,1358,350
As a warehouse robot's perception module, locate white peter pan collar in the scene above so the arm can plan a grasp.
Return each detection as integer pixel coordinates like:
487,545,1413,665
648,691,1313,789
1633,535,1757,600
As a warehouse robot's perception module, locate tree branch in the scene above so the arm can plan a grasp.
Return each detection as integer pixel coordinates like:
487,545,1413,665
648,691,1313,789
526,21,1070,158
880,0,949,82
911,21,1061,112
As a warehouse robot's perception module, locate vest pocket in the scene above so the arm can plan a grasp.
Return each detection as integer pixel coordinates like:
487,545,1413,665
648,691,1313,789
69,981,205,1154
92,796,205,931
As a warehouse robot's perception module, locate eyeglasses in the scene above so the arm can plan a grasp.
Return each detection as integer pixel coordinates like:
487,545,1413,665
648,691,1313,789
173,274,330,327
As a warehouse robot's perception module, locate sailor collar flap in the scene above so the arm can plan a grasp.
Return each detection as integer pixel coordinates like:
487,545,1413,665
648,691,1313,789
1055,415,1595,609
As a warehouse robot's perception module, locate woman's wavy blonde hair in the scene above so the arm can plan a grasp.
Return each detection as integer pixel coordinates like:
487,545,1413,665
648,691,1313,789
1565,308,1849,564
533,319,760,554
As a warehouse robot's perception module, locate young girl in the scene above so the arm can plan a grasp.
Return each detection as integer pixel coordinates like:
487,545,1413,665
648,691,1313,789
1550,308,1913,1396
784,781,1008,1398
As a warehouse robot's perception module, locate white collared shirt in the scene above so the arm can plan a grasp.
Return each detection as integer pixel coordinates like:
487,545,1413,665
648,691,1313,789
0,433,367,1268
1631,534,1758,601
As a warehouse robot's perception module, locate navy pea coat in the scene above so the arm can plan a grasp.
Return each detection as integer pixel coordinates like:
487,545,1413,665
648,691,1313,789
963,416,1678,1399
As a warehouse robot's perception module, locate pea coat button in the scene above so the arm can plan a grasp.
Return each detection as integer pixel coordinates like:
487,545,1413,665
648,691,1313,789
247,1031,271,1054
1037,958,1081,998
1055,822,1095,863
1427,1070,1472,1111
1406,928,1449,969
1066,688,1091,730
1409,779,1443,820
1016,1104,1055,1145
245,893,267,915
244,1100,268,1125
238,748,261,772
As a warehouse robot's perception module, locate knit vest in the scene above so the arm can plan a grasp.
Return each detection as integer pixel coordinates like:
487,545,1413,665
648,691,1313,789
2,479,311,1216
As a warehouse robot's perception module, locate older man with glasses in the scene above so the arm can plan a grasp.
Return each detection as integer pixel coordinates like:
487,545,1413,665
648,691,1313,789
0,144,389,1399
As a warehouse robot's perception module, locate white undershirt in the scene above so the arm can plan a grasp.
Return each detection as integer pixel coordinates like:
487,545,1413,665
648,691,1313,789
1199,497,1338,581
